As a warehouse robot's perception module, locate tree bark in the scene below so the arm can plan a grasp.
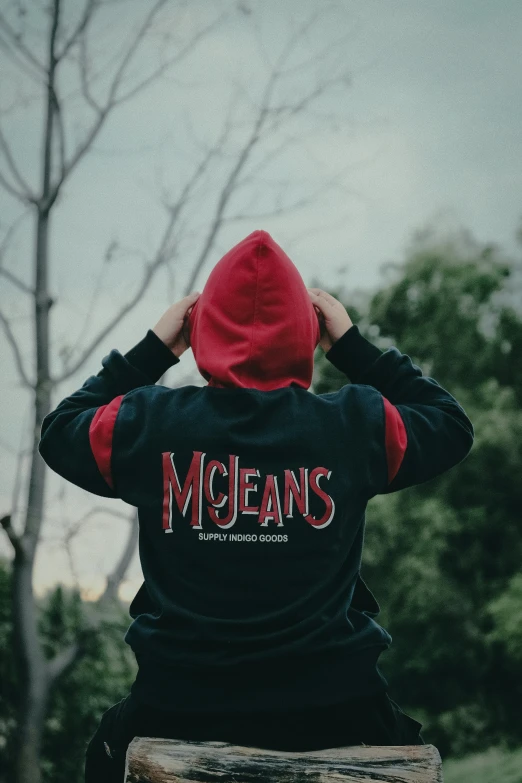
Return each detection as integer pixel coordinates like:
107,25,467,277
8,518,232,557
11,2,59,777
11,207,54,783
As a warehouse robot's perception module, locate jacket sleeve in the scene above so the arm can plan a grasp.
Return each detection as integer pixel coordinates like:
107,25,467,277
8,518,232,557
325,325,474,495
38,329,179,499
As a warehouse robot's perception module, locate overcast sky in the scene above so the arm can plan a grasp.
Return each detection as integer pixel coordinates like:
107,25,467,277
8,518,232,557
1,0,521,600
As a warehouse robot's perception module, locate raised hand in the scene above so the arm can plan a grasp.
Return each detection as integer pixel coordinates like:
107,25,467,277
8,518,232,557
152,291,200,358
308,288,353,353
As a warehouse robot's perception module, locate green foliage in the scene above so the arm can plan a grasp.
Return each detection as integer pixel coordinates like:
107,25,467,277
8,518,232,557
367,230,517,397
486,573,522,663
314,222,522,757
0,558,137,783
40,590,137,783
443,746,522,783
0,557,17,780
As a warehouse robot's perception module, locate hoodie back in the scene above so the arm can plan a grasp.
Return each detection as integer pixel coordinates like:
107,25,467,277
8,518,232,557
39,229,474,713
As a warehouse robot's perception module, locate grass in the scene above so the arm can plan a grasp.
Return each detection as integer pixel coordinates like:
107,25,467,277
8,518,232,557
443,745,522,783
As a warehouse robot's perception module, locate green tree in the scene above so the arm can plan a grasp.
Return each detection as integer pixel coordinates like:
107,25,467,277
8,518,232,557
0,557,136,783
313,223,522,757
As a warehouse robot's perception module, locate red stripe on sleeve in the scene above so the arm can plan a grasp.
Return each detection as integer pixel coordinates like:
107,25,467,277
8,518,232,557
89,395,124,490
382,396,407,484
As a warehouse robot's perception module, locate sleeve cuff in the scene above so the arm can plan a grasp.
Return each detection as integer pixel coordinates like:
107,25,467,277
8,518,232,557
325,325,383,382
124,329,180,383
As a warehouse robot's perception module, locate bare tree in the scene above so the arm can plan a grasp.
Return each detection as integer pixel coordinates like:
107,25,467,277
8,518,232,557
0,1,357,780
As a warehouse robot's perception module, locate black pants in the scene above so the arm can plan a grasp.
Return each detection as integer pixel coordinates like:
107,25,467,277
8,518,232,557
85,689,425,782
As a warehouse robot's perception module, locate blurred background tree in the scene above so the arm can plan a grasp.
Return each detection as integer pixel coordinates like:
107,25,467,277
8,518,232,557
313,222,522,759
0,555,137,783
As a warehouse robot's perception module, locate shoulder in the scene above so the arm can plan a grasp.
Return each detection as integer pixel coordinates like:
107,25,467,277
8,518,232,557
116,384,204,419
315,383,386,437
316,382,384,410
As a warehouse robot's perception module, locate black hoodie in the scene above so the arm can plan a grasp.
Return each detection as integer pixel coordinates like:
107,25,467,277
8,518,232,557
39,230,474,713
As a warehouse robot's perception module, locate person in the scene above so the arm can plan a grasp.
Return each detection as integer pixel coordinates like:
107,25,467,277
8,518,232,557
38,229,474,782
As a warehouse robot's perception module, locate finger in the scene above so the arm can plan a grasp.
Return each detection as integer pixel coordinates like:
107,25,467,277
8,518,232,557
316,290,339,308
308,292,328,316
312,291,339,308
308,288,335,305
308,290,335,315
308,287,340,304
179,292,200,315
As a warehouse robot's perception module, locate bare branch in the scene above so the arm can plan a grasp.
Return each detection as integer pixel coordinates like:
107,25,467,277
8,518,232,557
60,242,112,370
231,128,301,188
51,3,228,199
103,0,168,102
231,135,367,229
0,211,31,266
38,0,61,213
0,165,33,203
233,70,352,194
98,510,138,605
0,121,35,197
0,309,33,388
0,513,25,558
179,8,342,295
181,86,280,294
78,27,101,112
11,402,32,526
112,7,231,106
54,256,170,384
0,28,44,85
50,86,66,179
0,266,34,295
54,118,226,382
0,11,46,75
0,33,38,83
224,200,316,224
52,0,168,192
52,5,355,343
266,72,349,134
184,13,355,274
56,0,97,61
62,505,132,543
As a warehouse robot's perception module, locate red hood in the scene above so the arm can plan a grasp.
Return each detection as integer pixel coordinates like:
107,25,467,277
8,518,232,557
187,230,321,390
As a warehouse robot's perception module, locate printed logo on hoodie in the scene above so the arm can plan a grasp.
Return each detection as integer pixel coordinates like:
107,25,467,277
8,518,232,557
162,450,335,532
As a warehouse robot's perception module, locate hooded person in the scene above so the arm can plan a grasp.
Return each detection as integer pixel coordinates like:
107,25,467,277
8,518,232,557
187,229,320,390
39,229,474,776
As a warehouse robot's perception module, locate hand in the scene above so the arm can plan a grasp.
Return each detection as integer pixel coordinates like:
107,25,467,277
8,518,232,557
152,291,200,358
308,288,353,353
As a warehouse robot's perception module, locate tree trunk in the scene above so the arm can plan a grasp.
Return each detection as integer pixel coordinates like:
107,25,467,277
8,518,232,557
10,0,59,773
11,201,54,783
11,577,50,783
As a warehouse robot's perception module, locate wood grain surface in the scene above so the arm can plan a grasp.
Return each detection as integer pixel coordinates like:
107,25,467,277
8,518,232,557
124,738,443,783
